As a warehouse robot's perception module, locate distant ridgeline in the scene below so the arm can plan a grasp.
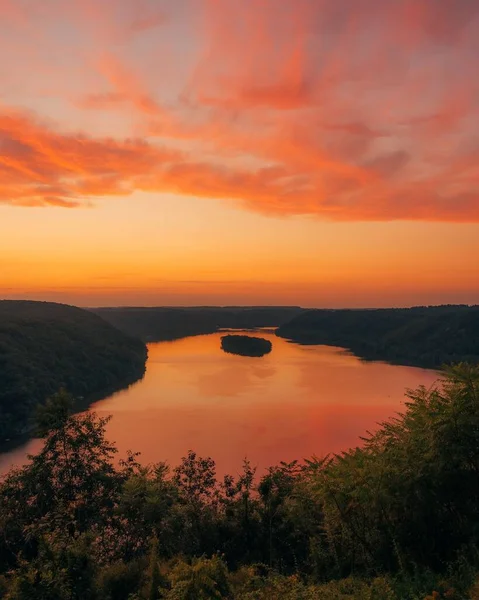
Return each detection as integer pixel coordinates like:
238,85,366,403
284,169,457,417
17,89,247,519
277,305,479,368
0,301,147,443
221,334,273,357
91,306,304,342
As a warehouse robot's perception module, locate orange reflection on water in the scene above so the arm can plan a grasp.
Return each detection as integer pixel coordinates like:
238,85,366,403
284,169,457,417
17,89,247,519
0,332,440,477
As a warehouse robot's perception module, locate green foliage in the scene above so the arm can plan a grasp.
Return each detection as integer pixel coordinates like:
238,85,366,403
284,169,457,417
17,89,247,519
308,363,479,574
0,300,147,442
95,559,144,600
2,365,479,598
3,536,97,600
232,572,397,600
0,393,123,576
165,555,230,600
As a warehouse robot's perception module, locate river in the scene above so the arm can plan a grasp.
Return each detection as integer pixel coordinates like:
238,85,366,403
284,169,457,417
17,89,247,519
0,330,440,477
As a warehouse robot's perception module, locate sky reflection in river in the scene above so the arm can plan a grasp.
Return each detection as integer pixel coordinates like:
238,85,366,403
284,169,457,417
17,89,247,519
0,331,440,477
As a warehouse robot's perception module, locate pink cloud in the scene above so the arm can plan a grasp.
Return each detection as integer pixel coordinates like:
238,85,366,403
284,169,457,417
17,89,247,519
0,0,478,221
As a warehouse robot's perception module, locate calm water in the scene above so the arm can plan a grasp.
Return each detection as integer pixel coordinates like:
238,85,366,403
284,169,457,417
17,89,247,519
0,331,440,477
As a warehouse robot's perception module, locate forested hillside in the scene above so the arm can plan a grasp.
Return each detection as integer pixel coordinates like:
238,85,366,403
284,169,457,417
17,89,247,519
277,305,479,368
92,306,304,342
0,301,147,442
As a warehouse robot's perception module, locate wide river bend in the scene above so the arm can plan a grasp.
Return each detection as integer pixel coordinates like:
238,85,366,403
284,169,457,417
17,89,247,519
0,330,439,477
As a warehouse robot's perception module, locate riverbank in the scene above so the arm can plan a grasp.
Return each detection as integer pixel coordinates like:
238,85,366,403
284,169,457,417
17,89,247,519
0,301,147,443
277,305,479,369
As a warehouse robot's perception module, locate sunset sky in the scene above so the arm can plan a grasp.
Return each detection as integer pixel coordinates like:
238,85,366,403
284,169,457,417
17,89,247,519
1,0,478,307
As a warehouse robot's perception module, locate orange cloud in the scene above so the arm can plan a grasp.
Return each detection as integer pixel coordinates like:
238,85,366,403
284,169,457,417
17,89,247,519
0,107,179,206
1,102,478,221
1,0,478,221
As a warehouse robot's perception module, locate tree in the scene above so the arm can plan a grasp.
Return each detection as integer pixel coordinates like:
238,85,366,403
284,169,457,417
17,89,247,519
173,451,219,556
258,461,303,569
0,391,123,573
174,451,217,505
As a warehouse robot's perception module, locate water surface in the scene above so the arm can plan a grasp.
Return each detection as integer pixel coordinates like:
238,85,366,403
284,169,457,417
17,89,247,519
0,331,440,476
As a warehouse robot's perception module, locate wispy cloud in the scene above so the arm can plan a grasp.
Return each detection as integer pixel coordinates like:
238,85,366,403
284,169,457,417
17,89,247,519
0,0,478,220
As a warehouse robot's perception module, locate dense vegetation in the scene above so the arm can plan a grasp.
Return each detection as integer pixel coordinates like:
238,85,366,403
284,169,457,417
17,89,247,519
221,335,272,357
1,365,479,598
92,306,304,342
0,301,147,442
277,305,479,368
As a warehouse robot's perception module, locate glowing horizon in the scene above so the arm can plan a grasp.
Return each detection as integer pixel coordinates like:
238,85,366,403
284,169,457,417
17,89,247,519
1,0,478,307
